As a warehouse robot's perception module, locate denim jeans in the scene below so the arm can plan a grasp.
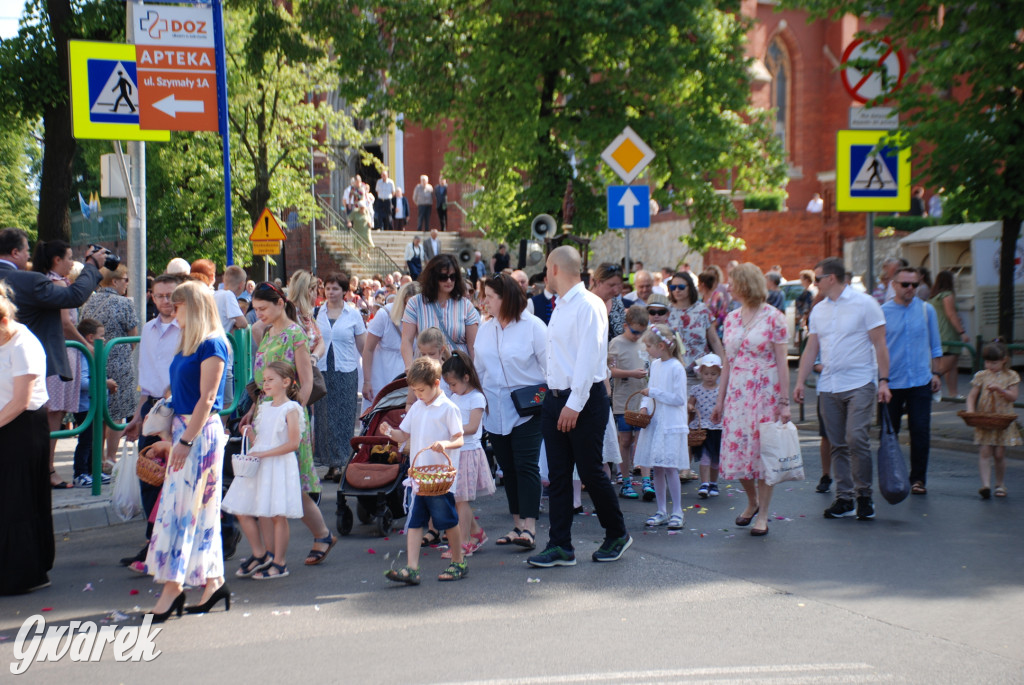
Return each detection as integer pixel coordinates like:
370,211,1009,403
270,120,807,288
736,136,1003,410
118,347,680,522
886,384,932,485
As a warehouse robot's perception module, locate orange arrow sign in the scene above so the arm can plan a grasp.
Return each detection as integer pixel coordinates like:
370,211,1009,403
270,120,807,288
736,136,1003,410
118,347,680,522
250,208,287,241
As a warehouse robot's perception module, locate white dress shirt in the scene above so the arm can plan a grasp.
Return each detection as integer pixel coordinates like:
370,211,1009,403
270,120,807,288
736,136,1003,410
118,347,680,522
546,281,608,412
316,304,366,373
474,312,547,434
375,178,395,200
137,316,181,398
404,242,422,262
809,285,886,393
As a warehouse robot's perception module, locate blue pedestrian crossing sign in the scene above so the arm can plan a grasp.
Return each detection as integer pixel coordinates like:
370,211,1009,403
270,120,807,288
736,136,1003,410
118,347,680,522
69,41,170,141
836,129,909,212
608,185,651,229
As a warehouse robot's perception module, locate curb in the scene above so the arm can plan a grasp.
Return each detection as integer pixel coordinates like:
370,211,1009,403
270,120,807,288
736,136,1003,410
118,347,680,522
52,498,140,536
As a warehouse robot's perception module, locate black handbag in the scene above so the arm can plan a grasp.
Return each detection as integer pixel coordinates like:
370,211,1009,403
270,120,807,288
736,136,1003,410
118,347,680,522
510,384,547,417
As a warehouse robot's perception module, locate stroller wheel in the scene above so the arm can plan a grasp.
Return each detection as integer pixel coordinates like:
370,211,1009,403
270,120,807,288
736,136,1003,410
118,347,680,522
356,500,372,525
377,510,393,537
337,506,353,537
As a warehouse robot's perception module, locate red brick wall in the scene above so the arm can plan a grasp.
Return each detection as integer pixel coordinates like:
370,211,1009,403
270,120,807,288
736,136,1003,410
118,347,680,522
281,222,343,279
401,121,466,233
706,210,836,279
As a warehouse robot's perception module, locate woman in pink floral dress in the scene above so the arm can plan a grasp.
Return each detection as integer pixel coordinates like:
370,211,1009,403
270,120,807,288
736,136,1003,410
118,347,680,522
712,264,792,537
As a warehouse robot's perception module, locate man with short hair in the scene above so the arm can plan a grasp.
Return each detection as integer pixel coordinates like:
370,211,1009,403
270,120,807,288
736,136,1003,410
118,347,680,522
765,272,785,312
528,246,631,568
412,175,433,232
492,243,511,274
795,257,891,521
375,170,395,230
424,228,442,262
435,177,449,231
624,270,653,306
510,269,529,294
881,267,943,495
470,251,487,288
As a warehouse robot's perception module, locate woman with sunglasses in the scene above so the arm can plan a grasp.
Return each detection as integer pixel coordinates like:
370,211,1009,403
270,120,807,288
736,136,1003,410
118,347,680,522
590,263,627,340
401,254,479,367
244,282,337,567
667,271,725,374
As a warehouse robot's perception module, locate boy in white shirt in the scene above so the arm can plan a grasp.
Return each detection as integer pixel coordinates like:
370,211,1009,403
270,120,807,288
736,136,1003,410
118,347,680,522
381,357,466,583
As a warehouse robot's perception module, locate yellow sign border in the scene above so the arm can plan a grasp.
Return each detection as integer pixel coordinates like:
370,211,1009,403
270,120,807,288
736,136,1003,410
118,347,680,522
250,208,287,241
69,41,170,142
836,129,910,212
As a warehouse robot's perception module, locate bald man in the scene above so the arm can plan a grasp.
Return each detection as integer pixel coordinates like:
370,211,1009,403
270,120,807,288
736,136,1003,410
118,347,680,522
625,270,653,306
528,246,631,568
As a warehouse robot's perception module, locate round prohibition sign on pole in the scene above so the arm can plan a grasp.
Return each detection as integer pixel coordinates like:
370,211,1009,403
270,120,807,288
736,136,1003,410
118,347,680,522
840,38,907,104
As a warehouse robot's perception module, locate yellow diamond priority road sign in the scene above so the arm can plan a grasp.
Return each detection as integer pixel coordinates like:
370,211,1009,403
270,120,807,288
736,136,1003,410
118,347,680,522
601,126,655,183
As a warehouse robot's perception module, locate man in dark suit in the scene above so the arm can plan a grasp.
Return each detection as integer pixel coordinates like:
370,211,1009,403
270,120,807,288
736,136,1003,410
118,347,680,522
0,228,106,380
423,228,442,262
435,177,448,231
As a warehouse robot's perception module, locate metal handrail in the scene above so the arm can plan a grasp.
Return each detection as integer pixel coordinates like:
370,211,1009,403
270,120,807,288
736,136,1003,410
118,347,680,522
317,196,403,274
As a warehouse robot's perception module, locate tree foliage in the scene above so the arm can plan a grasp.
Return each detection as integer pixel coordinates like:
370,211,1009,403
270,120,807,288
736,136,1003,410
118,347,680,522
307,0,786,250
0,120,40,234
784,0,1024,340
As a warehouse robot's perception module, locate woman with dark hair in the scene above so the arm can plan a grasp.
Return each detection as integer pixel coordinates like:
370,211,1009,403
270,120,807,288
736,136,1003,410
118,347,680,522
590,262,626,340
33,240,89,488
473,273,546,549
401,254,479,367
667,271,725,373
82,262,138,475
244,282,337,566
929,270,970,397
314,272,366,482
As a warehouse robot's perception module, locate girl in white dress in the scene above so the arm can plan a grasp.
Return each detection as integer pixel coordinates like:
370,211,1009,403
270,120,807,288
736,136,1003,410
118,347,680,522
223,362,304,580
634,324,690,530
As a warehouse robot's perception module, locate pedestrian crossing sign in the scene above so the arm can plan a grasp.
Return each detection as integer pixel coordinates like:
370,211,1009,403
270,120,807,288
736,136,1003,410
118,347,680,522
69,41,170,141
836,129,909,212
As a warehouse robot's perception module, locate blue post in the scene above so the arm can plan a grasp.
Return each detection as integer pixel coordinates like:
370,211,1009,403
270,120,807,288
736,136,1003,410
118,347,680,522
212,0,234,265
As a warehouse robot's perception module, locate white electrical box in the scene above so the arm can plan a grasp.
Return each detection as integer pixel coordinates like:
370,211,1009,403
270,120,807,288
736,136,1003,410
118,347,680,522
100,153,130,198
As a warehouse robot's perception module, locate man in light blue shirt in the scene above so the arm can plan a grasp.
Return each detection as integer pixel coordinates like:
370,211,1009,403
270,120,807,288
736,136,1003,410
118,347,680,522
881,266,943,495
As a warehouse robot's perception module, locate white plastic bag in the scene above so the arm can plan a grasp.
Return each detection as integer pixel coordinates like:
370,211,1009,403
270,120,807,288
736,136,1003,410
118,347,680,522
111,442,143,522
758,421,805,486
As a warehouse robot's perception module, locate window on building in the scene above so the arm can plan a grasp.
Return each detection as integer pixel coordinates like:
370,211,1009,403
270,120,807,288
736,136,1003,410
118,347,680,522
765,38,790,154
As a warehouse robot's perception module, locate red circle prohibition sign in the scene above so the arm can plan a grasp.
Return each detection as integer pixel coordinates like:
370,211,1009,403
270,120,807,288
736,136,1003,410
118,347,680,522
840,38,907,104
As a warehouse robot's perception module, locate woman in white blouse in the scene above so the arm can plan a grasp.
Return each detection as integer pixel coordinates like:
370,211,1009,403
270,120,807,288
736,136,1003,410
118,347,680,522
0,283,54,595
473,273,547,549
362,281,420,410
314,273,367,482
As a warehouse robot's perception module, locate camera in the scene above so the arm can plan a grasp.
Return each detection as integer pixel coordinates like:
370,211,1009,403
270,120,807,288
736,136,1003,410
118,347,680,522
88,244,121,271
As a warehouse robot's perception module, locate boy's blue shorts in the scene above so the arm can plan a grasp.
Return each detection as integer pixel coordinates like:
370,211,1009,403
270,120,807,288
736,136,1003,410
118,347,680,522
407,491,459,531
614,413,641,433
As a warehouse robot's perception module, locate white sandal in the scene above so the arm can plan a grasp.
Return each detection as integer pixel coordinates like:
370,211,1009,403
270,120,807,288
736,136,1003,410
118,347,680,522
667,514,685,530
646,512,669,527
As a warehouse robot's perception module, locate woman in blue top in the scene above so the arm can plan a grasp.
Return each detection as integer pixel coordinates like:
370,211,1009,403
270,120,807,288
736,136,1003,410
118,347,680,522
144,281,230,622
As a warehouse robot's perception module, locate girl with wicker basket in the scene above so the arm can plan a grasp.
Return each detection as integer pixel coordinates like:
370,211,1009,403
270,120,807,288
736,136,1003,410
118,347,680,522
633,324,690,530
223,362,305,580
688,353,724,499
381,356,467,583
965,341,1020,499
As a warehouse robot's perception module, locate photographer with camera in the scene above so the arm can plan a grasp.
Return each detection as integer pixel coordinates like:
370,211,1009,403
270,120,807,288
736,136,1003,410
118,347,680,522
0,228,109,382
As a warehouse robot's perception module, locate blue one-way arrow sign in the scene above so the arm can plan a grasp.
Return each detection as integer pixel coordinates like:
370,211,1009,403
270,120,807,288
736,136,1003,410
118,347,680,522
608,185,650,229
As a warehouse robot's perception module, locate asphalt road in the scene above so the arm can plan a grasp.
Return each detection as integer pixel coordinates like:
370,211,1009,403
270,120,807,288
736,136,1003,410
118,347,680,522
2,438,1022,684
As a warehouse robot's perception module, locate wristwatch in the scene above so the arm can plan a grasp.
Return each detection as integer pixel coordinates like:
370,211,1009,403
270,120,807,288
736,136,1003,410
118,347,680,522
179,437,195,447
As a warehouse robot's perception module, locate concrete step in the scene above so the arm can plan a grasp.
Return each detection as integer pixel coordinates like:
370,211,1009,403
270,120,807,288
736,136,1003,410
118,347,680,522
320,229,476,277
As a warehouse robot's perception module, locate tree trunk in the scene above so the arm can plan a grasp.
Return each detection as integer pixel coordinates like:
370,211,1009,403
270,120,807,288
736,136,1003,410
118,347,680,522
37,0,76,243
997,215,1022,342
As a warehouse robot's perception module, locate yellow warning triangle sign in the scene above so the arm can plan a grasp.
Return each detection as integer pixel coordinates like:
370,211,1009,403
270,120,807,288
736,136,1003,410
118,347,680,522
250,208,287,241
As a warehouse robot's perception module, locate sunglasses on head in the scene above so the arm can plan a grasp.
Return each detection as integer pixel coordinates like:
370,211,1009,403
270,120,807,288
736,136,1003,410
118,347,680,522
255,282,285,297
667,283,686,291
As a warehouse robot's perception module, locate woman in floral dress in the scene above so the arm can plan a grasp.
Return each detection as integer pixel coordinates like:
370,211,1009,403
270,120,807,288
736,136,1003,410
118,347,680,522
245,282,337,566
666,270,724,374
712,264,791,537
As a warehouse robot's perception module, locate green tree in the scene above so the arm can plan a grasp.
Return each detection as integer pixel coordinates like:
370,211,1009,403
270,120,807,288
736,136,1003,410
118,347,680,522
0,0,125,242
145,0,369,267
784,0,1024,340
307,0,786,250
0,120,40,234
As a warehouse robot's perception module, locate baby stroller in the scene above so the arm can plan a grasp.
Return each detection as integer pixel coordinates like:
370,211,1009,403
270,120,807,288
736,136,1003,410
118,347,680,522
336,376,409,537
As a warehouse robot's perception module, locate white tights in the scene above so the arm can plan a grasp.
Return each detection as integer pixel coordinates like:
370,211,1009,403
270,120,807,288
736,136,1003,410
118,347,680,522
653,466,683,516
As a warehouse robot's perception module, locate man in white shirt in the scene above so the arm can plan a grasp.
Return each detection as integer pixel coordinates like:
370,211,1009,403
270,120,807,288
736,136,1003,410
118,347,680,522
374,170,395,231
528,246,631,568
624,270,653,306
795,257,891,522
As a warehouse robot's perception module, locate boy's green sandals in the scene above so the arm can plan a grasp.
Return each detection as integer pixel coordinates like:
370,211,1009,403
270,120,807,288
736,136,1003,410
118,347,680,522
385,566,421,585
438,561,468,581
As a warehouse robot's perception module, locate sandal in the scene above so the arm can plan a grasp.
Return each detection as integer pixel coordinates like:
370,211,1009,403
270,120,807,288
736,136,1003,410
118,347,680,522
421,529,442,547
442,543,475,559
911,482,927,495
253,562,289,580
50,470,72,490
513,529,536,549
236,551,273,578
384,566,421,585
304,533,337,566
470,528,488,548
438,561,468,581
495,528,521,546
994,486,1008,498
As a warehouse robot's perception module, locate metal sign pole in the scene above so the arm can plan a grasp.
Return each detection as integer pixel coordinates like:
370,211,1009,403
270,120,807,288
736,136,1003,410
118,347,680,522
212,0,234,265
125,3,146,324
625,230,631,278
866,211,875,292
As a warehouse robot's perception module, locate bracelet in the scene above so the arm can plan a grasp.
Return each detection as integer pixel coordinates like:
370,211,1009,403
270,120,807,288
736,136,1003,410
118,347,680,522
777,398,790,405
878,377,889,383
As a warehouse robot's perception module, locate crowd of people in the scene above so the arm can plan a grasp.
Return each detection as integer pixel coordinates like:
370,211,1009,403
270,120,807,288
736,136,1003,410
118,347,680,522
0,223,1016,602
341,171,450,237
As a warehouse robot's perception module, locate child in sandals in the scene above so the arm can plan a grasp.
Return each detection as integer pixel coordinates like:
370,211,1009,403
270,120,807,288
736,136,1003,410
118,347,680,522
381,356,467,584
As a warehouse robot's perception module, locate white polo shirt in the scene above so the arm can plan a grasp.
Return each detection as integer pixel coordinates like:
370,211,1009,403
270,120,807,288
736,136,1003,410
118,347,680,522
400,390,463,487
809,285,886,393
545,280,608,412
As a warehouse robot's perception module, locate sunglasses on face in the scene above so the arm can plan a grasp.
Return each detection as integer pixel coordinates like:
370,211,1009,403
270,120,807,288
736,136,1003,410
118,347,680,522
648,308,668,316
896,281,920,289
814,274,830,283
667,283,686,291
627,326,646,336
437,272,456,282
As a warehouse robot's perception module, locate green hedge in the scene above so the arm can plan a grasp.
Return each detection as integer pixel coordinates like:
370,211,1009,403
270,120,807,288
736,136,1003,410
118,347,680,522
874,215,935,233
743,192,787,212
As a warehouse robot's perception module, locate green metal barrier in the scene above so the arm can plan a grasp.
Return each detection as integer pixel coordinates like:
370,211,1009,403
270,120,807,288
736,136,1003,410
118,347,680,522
51,328,253,497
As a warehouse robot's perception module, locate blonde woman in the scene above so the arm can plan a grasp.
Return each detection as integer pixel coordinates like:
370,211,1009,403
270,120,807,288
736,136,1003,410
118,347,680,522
286,269,327,362
144,280,229,621
362,281,421,409
0,283,54,595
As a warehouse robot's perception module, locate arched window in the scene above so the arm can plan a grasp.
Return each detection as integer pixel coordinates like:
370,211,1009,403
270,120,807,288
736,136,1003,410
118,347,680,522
765,38,790,154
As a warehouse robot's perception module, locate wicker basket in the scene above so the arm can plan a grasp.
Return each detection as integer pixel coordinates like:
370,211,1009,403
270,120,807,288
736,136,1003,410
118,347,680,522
623,390,655,428
957,411,1018,431
688,428,707,447
136,442,169,487
409,447,457,496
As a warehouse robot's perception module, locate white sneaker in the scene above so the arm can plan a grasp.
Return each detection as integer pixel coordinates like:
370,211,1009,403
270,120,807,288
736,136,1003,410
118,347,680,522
73,474,93,488
646,511,669,527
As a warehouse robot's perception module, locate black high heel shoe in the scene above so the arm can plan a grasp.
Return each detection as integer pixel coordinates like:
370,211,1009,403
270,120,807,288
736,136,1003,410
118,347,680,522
184,584,231,614
147,592,186,623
